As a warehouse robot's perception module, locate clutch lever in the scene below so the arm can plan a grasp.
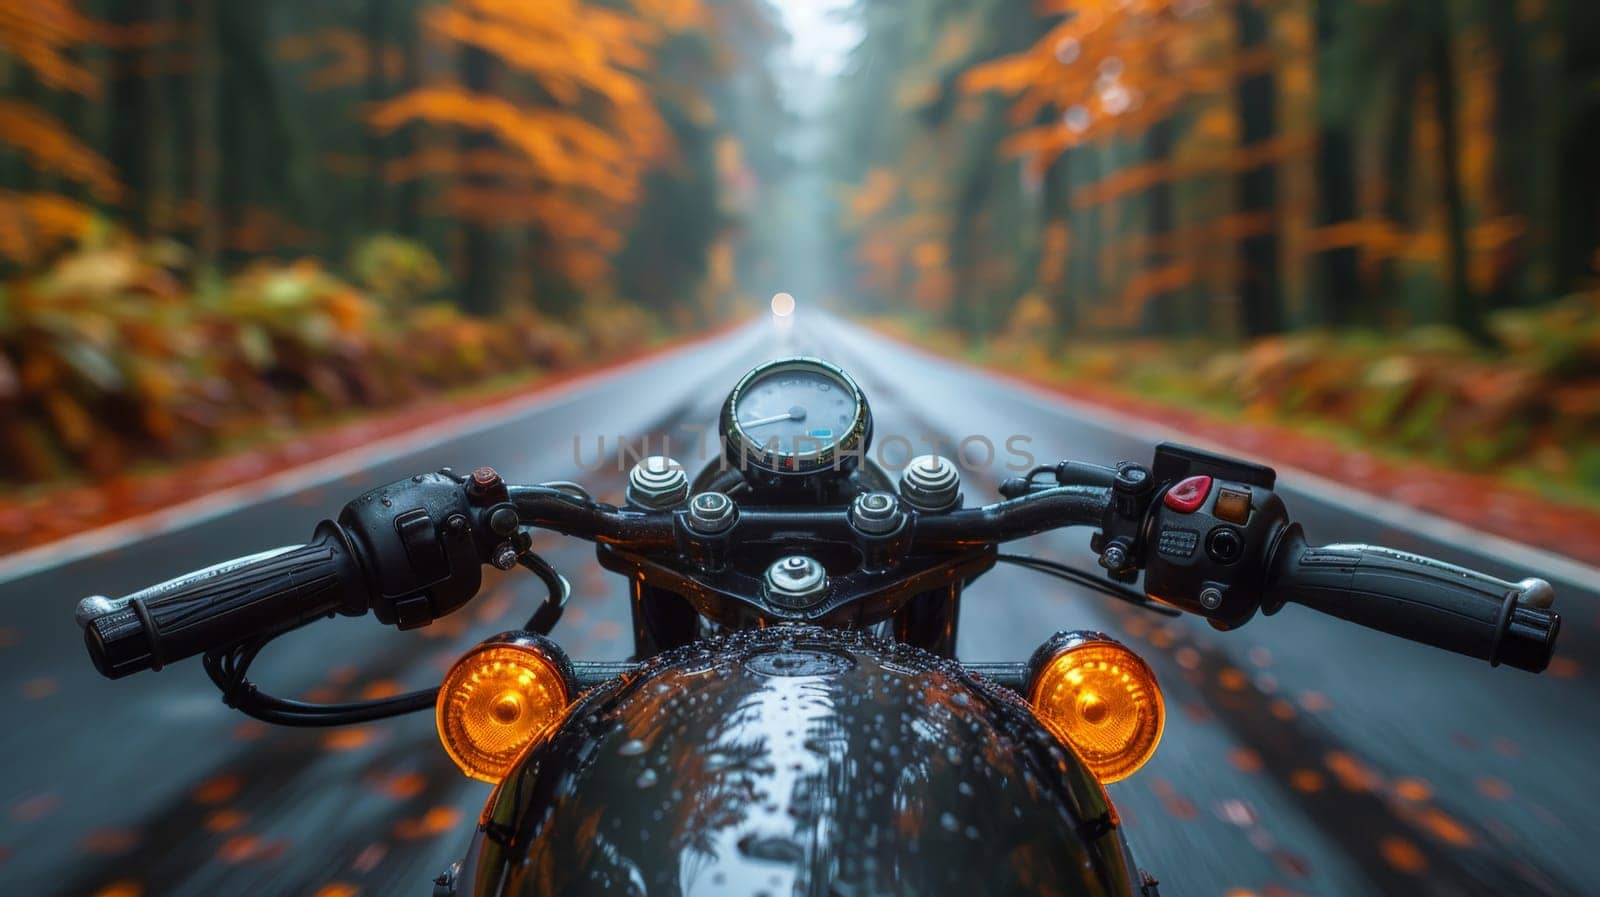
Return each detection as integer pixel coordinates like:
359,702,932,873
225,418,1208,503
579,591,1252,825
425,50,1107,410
517,552,572,636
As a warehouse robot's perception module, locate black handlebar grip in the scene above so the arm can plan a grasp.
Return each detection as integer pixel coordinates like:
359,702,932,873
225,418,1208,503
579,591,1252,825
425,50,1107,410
80,520,370,679
1266,526,1560,673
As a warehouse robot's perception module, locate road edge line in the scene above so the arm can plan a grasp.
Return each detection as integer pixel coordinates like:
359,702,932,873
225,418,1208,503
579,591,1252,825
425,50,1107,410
841,316,1600,588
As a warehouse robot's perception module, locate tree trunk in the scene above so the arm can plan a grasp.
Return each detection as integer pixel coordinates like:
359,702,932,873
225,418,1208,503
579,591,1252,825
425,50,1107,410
457,44,498,314
1234,0,1282,337
1313,0,1362,326
363,0,389,234
1431,30,1486,342
1145,115,1179,333
1042,152,1076,335
396,9,424,237
192,0,221,274
949,159,995,336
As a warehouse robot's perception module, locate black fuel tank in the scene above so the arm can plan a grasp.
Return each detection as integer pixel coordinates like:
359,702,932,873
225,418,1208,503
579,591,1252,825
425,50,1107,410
468,627,1143,897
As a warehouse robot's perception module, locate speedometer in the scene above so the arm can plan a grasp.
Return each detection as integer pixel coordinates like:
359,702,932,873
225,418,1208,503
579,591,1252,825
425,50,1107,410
720,358,872,483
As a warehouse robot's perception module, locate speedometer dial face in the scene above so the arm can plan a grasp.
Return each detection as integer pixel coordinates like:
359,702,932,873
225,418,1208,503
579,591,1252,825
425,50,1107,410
721,358,871,478
734,367,858,455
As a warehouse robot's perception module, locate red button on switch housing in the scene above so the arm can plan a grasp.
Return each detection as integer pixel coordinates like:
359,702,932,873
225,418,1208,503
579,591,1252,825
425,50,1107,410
1163,475,1212,513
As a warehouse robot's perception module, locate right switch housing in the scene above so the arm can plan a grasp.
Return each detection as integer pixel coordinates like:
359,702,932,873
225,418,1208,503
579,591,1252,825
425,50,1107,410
1141,443,1290,629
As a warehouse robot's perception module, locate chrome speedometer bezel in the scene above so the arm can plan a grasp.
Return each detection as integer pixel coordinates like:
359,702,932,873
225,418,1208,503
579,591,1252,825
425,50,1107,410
719,357,872,483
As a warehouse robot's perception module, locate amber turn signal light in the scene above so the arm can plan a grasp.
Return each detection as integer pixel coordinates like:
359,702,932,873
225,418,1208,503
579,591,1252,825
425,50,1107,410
437,631,572,783
1026,632,1165,784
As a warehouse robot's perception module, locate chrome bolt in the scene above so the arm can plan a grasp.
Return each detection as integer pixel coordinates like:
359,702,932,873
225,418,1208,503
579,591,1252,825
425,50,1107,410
491,543,520,570
627,456,689,509
1199,586,1224,610
763,555,828,609
850,491,904,535
686,491,737,535
1098,543,1128,572
1516,577,1555,609
898,454,961,513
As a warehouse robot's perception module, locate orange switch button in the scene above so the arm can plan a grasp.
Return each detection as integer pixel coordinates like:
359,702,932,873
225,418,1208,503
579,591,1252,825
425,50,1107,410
1214,486,1252,524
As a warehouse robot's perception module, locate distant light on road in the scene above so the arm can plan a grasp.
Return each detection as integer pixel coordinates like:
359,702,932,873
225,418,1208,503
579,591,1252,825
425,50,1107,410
771,292,796,317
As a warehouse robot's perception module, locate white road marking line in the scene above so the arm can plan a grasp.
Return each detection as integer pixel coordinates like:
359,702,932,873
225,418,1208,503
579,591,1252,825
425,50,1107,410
0,325,763,584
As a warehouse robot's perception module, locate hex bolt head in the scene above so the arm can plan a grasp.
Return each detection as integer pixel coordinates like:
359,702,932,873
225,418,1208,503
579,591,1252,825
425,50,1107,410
1098,543,1128,571
1199,586,1224,610
898,454,961,513
686,491,737,535
491,543,519,570
763,555,828,609
850,491,904,535
1114,462,1151,492
627,456,689,509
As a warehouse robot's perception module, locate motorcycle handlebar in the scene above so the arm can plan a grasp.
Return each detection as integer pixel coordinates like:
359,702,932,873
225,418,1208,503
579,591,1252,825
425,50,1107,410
79,520,369,679
77,466,1562,681
504,482,1113,549
1266,525,1561,673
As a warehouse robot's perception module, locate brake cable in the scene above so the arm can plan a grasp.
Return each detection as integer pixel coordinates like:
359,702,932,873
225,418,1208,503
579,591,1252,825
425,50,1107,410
202,547,571,727
995,553,1180,617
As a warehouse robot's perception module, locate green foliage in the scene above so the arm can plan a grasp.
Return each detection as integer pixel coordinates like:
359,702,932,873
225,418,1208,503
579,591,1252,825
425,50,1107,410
348,234,447,306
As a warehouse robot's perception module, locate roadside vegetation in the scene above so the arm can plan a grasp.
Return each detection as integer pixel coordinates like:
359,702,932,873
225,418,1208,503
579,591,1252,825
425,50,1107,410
0,235,661,484
879,284,1600,505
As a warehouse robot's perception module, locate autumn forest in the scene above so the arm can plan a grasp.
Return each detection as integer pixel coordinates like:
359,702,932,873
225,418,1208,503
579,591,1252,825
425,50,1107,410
2,0,1599,503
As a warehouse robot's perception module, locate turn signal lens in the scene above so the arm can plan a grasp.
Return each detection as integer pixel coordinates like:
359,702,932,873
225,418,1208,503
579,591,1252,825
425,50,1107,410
1027,633,1164,783
437,632,571,783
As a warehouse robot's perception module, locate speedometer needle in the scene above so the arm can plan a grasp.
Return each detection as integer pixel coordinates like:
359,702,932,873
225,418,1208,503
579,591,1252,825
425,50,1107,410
742,406,806,428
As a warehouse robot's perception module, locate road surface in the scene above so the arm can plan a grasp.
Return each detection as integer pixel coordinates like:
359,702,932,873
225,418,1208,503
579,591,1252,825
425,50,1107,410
0,313,1593,897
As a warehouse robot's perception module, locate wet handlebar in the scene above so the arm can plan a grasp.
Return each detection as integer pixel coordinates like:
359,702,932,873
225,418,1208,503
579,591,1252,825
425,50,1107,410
79,521,368,679
77,454,1562,680
79,470,490,679
1265,526,1560,673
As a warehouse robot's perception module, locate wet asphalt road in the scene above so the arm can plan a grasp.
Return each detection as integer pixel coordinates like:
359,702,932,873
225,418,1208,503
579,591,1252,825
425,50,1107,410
0,313,1594,897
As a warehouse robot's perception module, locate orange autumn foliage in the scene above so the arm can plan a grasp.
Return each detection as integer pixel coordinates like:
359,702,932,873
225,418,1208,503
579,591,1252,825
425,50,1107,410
0,1,101,95
961,0,1232,170
365,0,701,290
0,190,98,265
0,100,124,203
0,1,126,214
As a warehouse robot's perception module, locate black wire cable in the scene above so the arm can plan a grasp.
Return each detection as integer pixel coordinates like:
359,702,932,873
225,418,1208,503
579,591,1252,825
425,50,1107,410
995,553,1181,617
203,547,570,727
